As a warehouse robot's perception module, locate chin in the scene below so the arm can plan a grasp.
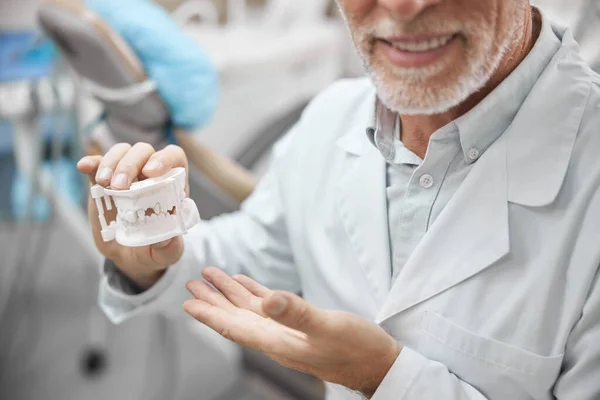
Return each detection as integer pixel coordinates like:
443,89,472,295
365,50,494,115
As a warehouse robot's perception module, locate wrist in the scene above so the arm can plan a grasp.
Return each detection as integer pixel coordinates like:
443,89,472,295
359,342,402,398
113,253,169,291
126,267,168,291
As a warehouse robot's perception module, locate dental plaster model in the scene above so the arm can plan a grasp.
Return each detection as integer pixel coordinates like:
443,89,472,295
90,167,200,247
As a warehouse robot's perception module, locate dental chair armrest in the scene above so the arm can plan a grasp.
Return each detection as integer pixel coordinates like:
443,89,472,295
175,131,256,205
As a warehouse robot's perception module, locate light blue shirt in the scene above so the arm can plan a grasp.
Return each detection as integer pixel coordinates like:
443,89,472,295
368,11,561,281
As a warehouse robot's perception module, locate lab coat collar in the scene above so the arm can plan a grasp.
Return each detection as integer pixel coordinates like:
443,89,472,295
505,24,592,206
335,92,376,156
455,9,560,166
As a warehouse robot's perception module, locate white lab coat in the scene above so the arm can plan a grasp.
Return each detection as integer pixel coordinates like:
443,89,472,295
101,24,600,400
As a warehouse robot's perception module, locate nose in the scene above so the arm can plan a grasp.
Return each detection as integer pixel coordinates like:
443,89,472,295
378,0,441,21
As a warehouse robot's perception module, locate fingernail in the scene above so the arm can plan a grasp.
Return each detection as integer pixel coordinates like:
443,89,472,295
112,173,128,188
268,296,287,317
78,158,92,167
96,167,112,181
144,160,163,171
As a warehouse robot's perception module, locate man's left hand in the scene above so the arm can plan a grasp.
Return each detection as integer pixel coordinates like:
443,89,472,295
183,267,401,398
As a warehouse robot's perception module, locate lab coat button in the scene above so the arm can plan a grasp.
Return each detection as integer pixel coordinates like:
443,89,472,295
419,174,434,188
468,147,480,161
81,348,108,378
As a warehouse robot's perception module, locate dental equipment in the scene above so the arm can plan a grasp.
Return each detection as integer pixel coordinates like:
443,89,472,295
91,167,200,247
38,0,257,208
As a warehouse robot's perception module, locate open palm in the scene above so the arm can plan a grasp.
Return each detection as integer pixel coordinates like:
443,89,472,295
184,267,401,396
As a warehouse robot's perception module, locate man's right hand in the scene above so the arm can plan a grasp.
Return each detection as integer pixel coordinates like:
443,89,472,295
77,142,190,290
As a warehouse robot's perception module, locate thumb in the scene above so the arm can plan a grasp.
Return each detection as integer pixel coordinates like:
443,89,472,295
263,291,327,335
146,236,184,267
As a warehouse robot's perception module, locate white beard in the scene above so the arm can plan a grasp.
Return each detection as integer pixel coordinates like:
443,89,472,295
341,8,525,115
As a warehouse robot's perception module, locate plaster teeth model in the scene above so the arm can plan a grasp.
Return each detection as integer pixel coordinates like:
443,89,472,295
90,167,200,247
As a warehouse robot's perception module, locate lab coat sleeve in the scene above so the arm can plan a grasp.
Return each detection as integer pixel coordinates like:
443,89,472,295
370,347,489,400
99,129,301,324
553,266,600,399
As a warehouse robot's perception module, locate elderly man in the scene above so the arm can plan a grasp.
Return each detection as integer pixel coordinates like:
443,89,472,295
78,0,600,399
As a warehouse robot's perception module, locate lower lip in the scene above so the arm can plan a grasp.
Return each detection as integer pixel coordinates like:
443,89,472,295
379,36,459,68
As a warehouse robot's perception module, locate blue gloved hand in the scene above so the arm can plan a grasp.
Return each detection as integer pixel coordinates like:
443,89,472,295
87,0,220,131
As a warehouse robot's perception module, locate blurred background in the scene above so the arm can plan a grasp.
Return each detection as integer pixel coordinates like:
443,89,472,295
0,1,597,399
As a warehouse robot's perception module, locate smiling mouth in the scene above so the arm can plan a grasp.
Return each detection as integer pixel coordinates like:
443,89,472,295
376,33,461,68
382,34,457,52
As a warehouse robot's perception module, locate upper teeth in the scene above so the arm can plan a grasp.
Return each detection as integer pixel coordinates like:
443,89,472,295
391,35,453,52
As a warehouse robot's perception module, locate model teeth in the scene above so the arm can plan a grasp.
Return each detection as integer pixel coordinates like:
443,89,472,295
391,35,453,52
119,196,185,229
124,210,136,223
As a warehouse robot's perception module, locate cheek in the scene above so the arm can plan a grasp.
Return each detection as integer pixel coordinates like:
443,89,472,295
337,0,377,24
459,3,499,52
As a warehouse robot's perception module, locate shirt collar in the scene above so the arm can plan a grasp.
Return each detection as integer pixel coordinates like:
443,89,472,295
455,8,561,164
367,7,561,165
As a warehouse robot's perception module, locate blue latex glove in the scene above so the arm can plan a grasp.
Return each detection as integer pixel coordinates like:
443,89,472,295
86,0,220,131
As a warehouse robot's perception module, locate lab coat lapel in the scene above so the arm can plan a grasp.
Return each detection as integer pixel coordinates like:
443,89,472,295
377,135,510,323
335,140,392,305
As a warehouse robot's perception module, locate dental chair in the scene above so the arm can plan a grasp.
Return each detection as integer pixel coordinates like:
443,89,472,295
37,1,327,398
38,0,257,219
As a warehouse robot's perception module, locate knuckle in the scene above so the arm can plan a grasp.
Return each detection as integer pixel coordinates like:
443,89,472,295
165,144,183,153
100,143,131,167
295,304,312,328
256,339,273,354
220,328,233,342
133,142,154,153
207,292,222,304
114,142,132,152
251,298,266,315
165,145,186,161
115,162,136,176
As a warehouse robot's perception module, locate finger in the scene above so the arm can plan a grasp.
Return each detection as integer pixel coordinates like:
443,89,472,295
183,299,266,349
94,143,131,187
232,275,272,299
111,142,156,190
77,155,103,185
142,145,189,194
146,236,185,268
185,279,236,312
142,144,188,176
202,267,266,315
263,291,328,336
